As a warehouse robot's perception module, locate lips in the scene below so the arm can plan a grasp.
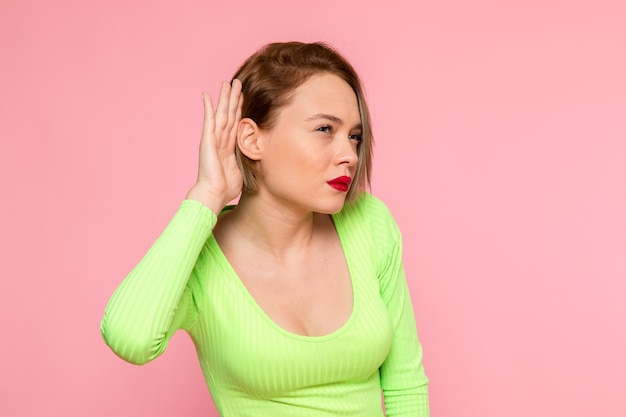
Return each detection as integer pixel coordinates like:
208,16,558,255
327,176,352,192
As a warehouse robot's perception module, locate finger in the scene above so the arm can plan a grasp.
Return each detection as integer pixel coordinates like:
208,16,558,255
201,92,216,142
226,92,244,152
226,79,243,129
214,81,231,131
235,91,244,126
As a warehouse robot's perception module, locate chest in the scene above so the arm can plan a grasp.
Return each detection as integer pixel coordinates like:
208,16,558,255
190,235,392,397
232,241,353,337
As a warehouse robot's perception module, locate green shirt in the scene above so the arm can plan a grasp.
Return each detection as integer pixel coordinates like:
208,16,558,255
101,193,429,416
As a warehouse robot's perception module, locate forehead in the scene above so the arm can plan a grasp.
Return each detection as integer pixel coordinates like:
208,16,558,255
282,73,361,124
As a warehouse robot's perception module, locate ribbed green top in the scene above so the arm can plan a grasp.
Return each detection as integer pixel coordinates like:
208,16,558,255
101,193,429,416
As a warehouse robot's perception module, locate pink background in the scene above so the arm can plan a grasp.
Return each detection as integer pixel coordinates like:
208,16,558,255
1,1,625,416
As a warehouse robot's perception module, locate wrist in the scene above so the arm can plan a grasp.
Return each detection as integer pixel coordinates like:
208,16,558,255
185,185,225,216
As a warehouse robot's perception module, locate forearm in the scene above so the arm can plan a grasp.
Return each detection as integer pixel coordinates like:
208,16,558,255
378,236,430,416
100,200,216,364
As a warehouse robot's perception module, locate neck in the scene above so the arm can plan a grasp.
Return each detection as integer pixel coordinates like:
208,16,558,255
227,191,321,259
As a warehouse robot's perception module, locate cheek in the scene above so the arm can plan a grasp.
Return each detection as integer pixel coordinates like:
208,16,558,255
288,141,328,167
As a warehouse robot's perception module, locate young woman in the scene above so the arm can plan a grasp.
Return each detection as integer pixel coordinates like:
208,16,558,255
101,41,429,416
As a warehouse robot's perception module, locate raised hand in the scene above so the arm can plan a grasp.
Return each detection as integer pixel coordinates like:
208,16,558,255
186,79,244,215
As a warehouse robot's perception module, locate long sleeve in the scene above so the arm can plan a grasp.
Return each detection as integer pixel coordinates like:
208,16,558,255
376,206,430,416
100,200,217,365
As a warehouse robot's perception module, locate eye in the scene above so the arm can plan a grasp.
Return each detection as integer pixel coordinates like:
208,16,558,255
349,133,363,142
316,125,333,134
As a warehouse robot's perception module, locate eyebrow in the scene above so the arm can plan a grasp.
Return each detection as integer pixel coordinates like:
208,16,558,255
305,113,362,129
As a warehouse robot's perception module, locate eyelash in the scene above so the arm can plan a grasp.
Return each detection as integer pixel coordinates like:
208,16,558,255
317,125,333,133
316,125,362,142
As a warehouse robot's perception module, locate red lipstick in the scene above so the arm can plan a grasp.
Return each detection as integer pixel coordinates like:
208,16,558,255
327,176,352,192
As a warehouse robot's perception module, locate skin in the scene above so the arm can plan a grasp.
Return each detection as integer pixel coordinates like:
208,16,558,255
249,72,361,217
187,73,362,336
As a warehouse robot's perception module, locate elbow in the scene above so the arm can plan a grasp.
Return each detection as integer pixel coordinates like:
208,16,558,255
100,314,166,366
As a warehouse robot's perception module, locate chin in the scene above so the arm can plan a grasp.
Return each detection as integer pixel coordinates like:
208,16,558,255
314,198,348,215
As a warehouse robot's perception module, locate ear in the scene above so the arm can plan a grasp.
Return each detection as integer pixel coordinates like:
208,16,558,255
237,118,264,161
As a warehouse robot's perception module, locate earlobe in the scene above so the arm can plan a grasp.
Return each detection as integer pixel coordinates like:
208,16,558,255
237,118,263,161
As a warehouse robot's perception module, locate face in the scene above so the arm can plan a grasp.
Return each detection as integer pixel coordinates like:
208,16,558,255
256,73,362,214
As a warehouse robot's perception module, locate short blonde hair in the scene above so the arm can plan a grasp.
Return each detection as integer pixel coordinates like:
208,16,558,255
233,42,373,202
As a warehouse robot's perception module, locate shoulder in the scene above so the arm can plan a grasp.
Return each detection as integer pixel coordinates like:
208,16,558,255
342,192,399,225
335,193,404,276
335,192,401,241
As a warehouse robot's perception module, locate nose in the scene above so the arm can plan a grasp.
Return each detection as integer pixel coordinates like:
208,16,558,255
336,137,358,167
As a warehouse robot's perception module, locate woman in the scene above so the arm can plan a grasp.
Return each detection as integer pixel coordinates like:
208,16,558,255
101,41,429,416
